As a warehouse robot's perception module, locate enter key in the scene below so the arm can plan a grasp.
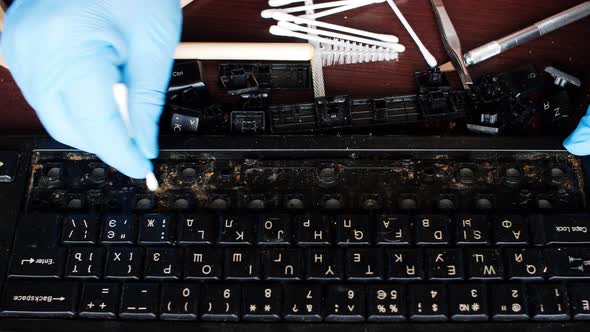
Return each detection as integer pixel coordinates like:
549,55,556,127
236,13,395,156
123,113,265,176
545,248,590,280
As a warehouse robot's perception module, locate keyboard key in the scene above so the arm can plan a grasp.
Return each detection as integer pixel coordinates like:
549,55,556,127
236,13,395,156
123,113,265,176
490,284,528,321
264,249,302,280
569,284,590,320
416,215,450,245
336,215,370,246
139,214,174,245
177,214,217,245
456,215,489,245
9,247,65,279
426,249,463,280
367,285,406,321
14,214,62,248
184,247,222,280
120,283,159,319
345,248,383,280
325,285,365,322
224,248,261,280
493,215,528,245
105,247,143,280
62,214,99,244
242,285,281,321
545,247,590,280
532,214,590,245
1,281,78,318
257,215,291,245
449,284,488,321
408,284,448,321
376,215,411,245
219,215,257,245
79,283,120,319
144,248,183,280
296,214,332,246
65,247,105,279
101,215,136,244
201,285,240,321
386,248,424,280
160,284,199,320
466,248,503,280
505,248,545,280
306,248,343,280
528,284,570,321
283,285,322,322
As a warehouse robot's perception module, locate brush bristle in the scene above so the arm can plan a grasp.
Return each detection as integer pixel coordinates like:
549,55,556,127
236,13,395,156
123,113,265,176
318,39,399,66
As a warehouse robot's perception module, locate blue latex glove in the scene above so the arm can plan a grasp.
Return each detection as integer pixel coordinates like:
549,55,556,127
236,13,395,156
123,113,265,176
1,0,182,178
564,105,590,156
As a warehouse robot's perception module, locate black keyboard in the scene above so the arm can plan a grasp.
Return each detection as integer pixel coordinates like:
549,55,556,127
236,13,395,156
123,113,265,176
1,136,590,330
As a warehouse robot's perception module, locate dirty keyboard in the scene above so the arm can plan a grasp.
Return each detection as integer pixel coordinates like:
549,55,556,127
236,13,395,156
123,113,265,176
3,147,590,323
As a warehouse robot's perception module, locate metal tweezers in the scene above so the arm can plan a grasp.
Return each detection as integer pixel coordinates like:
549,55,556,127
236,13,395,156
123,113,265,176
431,0,473,89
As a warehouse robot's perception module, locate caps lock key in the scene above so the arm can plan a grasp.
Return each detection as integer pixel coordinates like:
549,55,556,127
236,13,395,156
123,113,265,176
532,215,590,245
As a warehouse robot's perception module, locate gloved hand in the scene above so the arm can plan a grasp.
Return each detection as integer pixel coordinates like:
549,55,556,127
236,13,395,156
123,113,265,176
1,0,182,178
564,105,590,156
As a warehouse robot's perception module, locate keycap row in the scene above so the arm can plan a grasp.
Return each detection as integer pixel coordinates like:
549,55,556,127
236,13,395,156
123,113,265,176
10,247,590,281
3,281,590,322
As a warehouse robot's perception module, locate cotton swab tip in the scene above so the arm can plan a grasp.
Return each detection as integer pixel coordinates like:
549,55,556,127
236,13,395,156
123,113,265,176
269,25,290,37
422,48,438,68
146,172,159,192
377,34,399,43
261,9,277,19
268,0,302,7
271,11,294,22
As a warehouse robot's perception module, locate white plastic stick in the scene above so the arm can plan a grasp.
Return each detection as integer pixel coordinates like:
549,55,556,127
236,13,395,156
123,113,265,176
273,11,398,42
269,0,306,7
277,21,405,53
385,0,437,67
261,0,358,19
305,0,384,19
174,42,315,61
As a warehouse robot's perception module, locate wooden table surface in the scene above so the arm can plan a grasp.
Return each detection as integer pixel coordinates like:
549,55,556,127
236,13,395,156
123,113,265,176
1,0,590,132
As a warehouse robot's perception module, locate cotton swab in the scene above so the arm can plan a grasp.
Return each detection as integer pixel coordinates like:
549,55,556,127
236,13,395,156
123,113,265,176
262,0,359,18
268,0,306,7
112,83,159,191
385,0,437,68
272,11,399,43
277,21,405,53
304,0,385,19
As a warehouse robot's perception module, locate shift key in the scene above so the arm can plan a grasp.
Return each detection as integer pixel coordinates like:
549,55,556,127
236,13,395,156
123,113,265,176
532,215,590,245
0,281,78,318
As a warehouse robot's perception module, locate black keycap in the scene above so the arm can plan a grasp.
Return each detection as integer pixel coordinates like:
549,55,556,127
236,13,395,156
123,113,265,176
120,283,160,319
14,214,62,248
346,248,383,280
264,249,302,280
426,249,464,280
101,215,136,244
449,284,488,321
490,284,528,321
569,284,590,320
9,247,65,279
1,281,78,318
325,285,365,322
376,215,411,245
283,285,322,322
144,248,183,280
201,285,240,321
160,284,199,320
531,214,590,245
416,215,450,245
218,215,257,245
242,285,281,321
306,248,343,280
65,247,105,279
177,214,217,245
528,284,570,321
386,248,424,280
296,214,332,246
336,215,370,246
105,247,143,280
224,248,261,280
408,284,448,321
367,285,406,321
493,215,528,245
258,215,291,245
184,247,222,280
62,214,99,244
139,214,174,245
466,248,503,280
79,283,120,319
545,247,590,280
505,248,544,280
456,215,489,245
